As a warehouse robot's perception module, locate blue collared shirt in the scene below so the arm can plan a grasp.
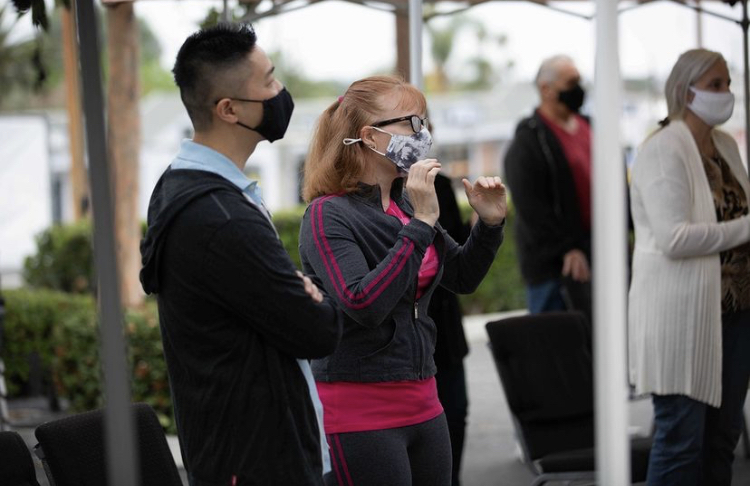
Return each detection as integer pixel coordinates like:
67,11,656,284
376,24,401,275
171,139,265,207
171,139,331,474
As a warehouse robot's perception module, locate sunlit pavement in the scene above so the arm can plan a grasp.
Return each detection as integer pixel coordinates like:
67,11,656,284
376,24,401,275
9,311,750,485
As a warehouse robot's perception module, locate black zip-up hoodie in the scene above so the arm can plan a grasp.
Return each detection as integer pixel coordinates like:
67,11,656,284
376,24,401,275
503,111,591,285
299,179,504,383
140,168,341,486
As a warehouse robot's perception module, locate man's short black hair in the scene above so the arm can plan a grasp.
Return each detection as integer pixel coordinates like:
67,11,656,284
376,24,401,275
173,24,257,131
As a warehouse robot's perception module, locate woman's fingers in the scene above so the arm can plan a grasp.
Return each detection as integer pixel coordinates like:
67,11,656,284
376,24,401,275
409,159,441,180
466,176,506,193
426,166,441,180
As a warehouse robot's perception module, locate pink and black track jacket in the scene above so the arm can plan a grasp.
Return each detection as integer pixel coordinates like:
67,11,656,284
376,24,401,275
299,179,505,384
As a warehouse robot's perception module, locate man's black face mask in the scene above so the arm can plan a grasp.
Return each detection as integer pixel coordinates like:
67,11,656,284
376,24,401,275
234,87,295,143
558,84,585,113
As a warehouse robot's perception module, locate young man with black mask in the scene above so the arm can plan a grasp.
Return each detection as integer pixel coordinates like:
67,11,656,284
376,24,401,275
504,55,593,326
140,24,342,486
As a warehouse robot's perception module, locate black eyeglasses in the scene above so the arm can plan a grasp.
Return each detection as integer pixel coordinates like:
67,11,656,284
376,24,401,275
214,97,265,105
372,115,428,133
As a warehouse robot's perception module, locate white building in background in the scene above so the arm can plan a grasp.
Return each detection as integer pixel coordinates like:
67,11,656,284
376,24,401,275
0,115,53,288
2,80,746,286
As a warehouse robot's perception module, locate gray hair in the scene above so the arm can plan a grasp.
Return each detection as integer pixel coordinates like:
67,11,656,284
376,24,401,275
664,48,726,121
535,54,574,89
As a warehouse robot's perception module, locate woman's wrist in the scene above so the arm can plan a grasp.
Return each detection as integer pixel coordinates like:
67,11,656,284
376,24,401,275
413,213,438,227
480,216,505,227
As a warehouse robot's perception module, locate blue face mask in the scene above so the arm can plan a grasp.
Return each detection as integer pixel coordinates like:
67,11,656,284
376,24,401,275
344,126,433,173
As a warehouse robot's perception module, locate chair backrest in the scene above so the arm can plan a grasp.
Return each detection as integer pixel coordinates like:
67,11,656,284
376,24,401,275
34,402,181,486
486,311,595,461
0,430,41,486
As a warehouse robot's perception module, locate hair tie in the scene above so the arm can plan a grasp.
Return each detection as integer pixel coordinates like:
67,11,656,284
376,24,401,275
337,96,344,103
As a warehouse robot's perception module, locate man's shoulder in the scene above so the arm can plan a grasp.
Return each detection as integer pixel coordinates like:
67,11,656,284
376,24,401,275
170,178,263,229
505,112,544,160
513,112,540,136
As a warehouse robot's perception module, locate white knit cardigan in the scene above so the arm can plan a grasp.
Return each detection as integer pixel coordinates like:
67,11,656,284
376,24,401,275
628,120,750,407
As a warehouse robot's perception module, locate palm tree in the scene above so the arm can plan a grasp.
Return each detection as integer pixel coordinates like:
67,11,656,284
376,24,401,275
424,14,511,92
425,15,471,92
0,7,47,109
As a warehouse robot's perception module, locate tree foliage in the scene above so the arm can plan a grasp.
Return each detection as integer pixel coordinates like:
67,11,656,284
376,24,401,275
424,13,513,93
1,4,173,111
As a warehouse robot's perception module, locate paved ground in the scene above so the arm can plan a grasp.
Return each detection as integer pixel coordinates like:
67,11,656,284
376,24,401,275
6,311,750,485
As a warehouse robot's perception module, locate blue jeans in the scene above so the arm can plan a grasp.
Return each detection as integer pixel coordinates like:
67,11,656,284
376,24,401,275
647,309,750,486
526,279,567,314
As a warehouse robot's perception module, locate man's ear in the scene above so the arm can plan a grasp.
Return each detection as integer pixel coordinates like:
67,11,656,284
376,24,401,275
540,82,554,102
214,98,239,124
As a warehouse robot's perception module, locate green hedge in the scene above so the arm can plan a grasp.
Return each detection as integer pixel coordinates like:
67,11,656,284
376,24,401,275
3,289,175,432
23,222,95,294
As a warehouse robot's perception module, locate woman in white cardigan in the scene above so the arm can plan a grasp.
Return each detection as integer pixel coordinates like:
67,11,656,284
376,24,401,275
629,49,750,486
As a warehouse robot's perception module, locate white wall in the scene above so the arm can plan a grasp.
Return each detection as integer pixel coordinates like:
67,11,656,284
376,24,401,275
0,115,51,288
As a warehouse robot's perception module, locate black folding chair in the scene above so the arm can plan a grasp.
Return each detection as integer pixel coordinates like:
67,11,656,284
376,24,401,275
34,402,181,486
486,311,651,486
0,430,41,486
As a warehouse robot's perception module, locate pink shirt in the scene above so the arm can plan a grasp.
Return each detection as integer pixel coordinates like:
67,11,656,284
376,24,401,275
317,378,443,433
386,201,439,299
316,201,443,434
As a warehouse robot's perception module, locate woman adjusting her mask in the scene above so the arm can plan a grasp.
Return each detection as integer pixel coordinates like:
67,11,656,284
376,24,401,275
344,113,433,172
299,75,507,486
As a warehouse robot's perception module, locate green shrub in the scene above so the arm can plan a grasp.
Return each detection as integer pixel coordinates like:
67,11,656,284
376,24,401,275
22,220,149,295
2,289,91,396
273,206,307,270
22,221,95,294
457,203,525,314
2,290,176,433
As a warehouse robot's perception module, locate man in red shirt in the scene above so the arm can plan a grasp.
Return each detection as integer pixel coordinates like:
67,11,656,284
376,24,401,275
504,55,592,324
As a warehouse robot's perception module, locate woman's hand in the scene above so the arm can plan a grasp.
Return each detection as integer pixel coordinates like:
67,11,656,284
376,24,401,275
406,159,442,227
462,176,507,226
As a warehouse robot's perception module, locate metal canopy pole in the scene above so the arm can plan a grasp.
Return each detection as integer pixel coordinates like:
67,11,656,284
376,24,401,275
74,0,138,485
0,281,8,432
593,0,630,484
743,0,750,167
408,0,423,89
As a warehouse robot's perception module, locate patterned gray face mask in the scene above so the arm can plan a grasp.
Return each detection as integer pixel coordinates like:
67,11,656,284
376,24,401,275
344,126,433,173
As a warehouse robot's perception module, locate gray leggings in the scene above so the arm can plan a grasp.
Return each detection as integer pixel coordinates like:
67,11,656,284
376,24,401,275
324,413,452,486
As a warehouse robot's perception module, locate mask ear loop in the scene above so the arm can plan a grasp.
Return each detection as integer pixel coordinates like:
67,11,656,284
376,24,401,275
342,137,387,156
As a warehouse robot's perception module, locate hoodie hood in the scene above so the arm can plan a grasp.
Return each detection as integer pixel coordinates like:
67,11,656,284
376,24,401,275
140,168,240,294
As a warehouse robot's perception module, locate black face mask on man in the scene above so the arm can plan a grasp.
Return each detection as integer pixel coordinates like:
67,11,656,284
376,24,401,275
234,87,295,143
558,84,585,113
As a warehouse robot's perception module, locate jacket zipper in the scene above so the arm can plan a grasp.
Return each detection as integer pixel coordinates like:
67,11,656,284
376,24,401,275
412,279,424,380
